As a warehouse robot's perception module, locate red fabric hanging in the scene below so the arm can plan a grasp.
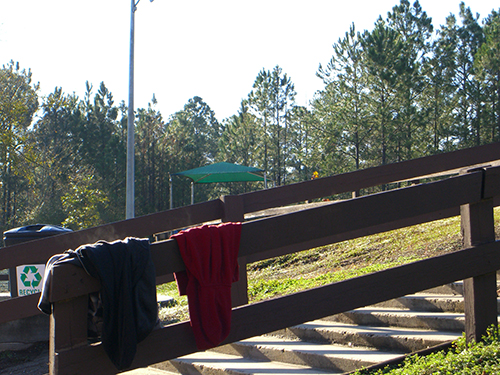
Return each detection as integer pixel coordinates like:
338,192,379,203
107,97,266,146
172,222,242,349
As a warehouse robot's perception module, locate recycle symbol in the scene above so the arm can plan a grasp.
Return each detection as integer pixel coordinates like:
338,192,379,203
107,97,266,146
20,266,42,288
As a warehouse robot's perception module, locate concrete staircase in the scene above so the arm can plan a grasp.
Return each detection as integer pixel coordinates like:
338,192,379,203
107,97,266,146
144,282,476,375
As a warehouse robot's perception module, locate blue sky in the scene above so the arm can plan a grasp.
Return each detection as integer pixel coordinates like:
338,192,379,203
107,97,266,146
0,0,497,120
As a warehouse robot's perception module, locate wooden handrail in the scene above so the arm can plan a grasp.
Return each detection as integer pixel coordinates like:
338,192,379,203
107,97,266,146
46,164,500,374
240,142,500,213
3,165,497,325
0,199,223,271
2,143,500,272
47,170,486,304
1,144,500,374
51,240,500,374
0,293,41,324
4,164,497,324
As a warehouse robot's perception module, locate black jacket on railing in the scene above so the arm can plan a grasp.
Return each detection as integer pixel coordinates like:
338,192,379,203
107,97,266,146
39,237,159,370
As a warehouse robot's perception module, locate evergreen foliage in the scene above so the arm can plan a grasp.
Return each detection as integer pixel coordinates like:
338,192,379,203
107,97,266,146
1,1,499,232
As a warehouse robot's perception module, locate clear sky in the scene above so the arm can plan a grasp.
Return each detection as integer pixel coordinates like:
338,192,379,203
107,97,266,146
0,0,497,121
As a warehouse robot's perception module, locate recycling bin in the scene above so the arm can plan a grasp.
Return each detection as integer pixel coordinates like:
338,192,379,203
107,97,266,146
3,224,72,297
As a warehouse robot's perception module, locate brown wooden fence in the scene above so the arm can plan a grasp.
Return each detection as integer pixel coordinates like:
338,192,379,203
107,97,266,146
1,142,500,374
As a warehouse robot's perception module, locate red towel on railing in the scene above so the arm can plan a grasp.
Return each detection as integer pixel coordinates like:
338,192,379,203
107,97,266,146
172,222,242,350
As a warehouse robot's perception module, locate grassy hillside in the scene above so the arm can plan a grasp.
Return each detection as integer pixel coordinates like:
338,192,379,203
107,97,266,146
158,207,500,323
354,325,500,374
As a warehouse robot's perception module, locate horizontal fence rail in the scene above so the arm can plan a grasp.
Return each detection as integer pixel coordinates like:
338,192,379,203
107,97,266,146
240,141,500,213
1,143,500,271
0,143,499,375
51,240,500,374
47,167,500,304
0,199,224,271
44,164,500,374
1,144,500,323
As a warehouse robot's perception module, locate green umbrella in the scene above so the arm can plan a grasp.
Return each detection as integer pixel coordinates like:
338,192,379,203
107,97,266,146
171,162,266,206
173,162,265,183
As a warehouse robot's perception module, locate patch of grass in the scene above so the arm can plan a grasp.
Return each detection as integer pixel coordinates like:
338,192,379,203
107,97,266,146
245,213,471,302
156,282,189,325
156,281,178,297
356,325,500,375
248,258,418,302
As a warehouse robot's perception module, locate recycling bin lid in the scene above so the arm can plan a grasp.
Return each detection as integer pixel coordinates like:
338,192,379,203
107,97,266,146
3,224,73,239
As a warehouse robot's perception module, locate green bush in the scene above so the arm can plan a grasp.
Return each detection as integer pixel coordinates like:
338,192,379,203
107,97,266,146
359,325,500,375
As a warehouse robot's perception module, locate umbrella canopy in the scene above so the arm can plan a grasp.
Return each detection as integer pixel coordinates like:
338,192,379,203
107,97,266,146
173,162,265,184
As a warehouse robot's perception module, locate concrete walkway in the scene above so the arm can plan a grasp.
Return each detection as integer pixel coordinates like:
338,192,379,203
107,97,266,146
1,348,172,375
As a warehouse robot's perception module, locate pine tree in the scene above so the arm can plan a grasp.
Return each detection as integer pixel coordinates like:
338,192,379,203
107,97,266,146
135,95,168,215
249,66,296,186
316,23,372,171
362,18,404,166
0,61,39,230
387,0,433,161
475,10,500,142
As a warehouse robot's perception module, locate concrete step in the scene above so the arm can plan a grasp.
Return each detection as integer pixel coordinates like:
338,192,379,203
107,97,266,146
153,290,467,375
123,368,178,375
326,306,466,331
271,320,461,353
211,335,405,373
370,292,500,314
373,293,465,313
423,282,464,296
6,287,474,374
152,350,346,374
423,277,500,297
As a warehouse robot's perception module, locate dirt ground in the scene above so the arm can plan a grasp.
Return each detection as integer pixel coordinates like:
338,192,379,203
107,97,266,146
0,342,48,375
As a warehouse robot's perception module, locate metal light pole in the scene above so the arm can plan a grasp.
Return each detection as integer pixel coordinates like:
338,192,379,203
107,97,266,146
126,0,153,219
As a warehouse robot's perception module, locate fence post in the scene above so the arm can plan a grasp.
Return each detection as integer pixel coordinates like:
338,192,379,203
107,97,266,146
50,295,88,374
221,194,249,307
461,169,497,343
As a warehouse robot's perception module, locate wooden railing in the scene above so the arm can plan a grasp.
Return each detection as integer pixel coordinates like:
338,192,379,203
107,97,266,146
0,142,499,374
